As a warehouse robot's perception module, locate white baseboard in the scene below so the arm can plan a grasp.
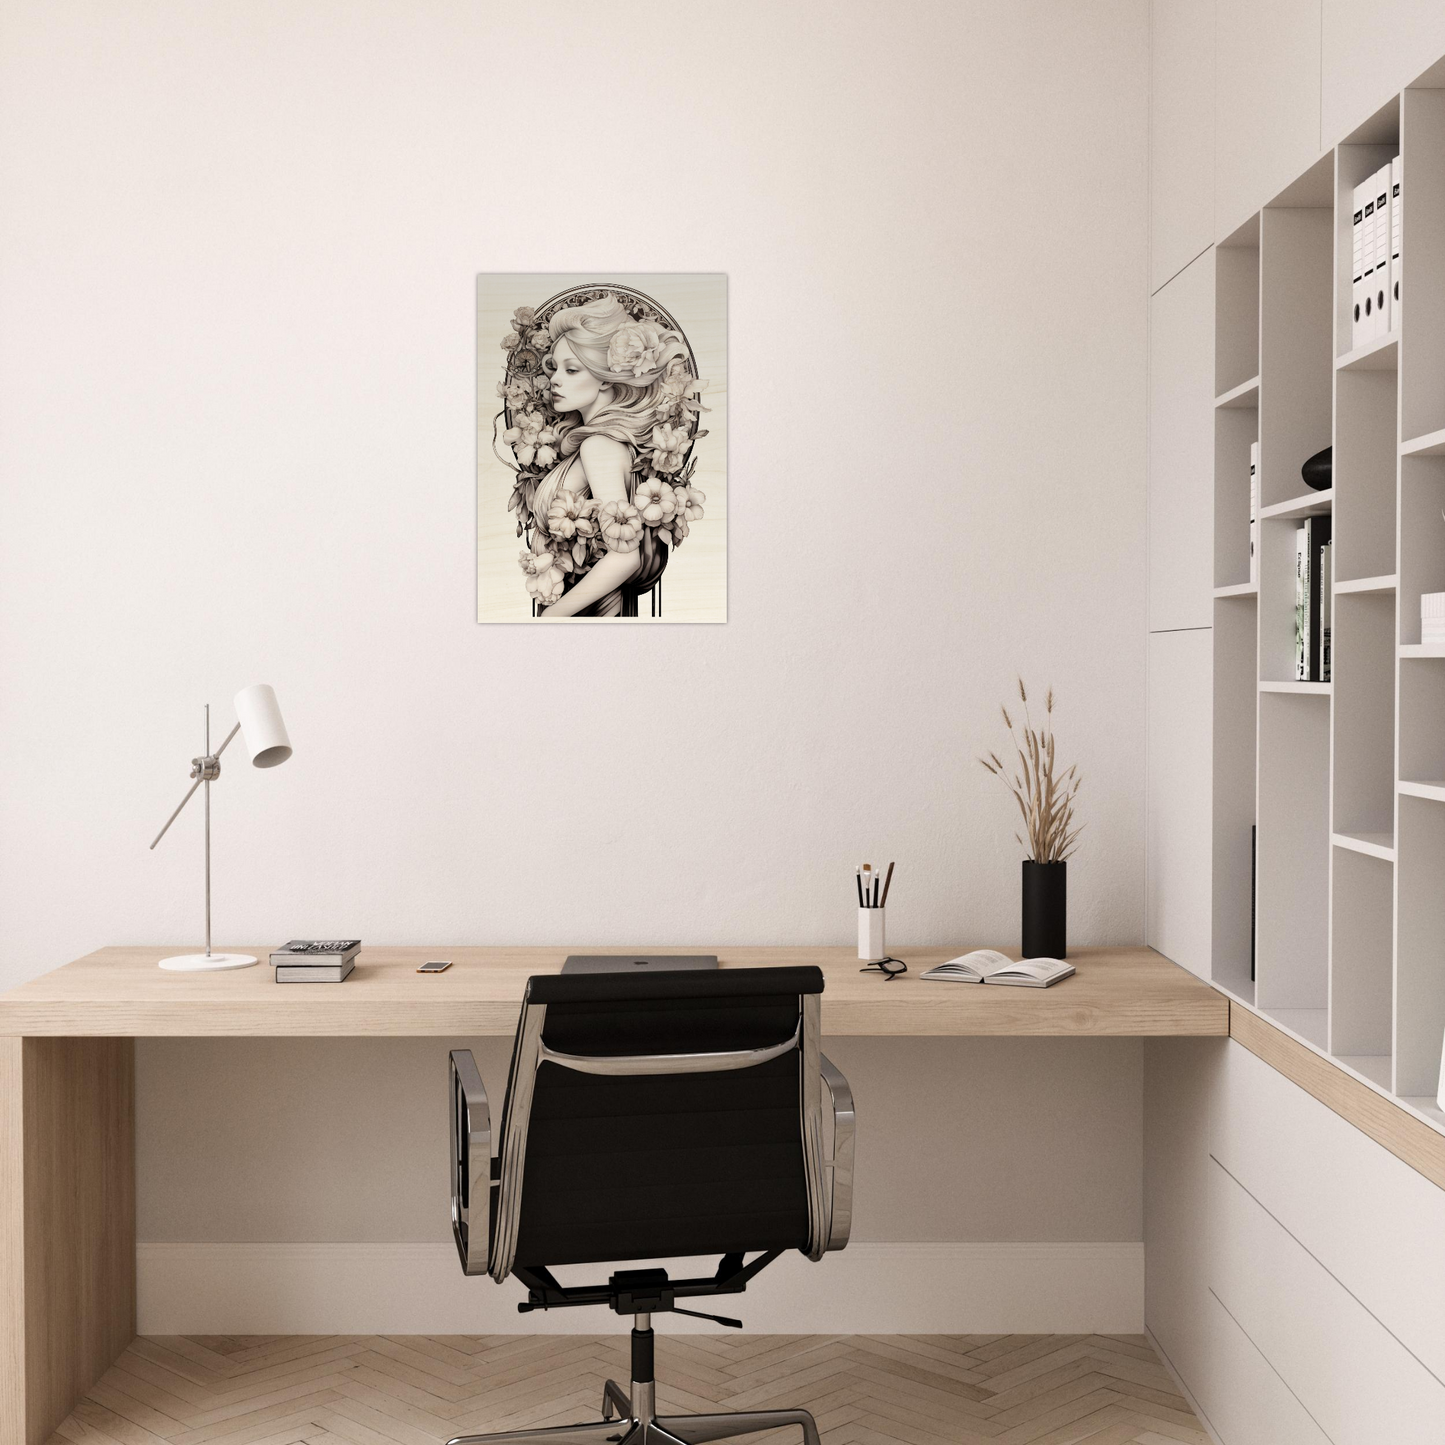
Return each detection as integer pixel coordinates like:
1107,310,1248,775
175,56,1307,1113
137,1241,1143,1335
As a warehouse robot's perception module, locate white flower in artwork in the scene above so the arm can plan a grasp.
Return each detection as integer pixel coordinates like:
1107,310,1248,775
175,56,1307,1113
518,548,566,605
607,321,669,378
673,483,706,522
503,410,547,467
598,499,643,554
633,477,677,527
649,423,690,474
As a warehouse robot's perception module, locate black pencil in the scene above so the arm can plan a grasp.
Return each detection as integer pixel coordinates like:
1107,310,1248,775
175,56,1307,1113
855,870,865,908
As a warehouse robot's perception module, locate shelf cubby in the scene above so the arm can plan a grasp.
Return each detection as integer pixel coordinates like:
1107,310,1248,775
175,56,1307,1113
1396,795,1445,1097
1334,369,1397,581
1214,403,1257,589
1332,591,1396,837
1398,454,1445,644
1259,186,1332,511
1211,593,1259,1003
1329,847,1393,1067
1215,216,1260,398
1255,692,1330,1017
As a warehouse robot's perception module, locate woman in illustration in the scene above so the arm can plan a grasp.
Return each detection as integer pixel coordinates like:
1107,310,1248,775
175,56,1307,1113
501,292,705,618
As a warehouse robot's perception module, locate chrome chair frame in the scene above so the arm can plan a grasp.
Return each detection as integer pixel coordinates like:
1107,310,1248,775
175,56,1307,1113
446,985,854,1445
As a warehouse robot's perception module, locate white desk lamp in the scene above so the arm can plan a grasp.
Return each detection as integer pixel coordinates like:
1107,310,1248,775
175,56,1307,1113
149,684,292,972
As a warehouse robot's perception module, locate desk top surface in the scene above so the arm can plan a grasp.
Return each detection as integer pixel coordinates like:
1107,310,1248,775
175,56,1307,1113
0,944,1227,1037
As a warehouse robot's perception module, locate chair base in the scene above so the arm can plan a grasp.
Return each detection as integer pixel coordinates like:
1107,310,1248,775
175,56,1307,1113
446,1380,821,1445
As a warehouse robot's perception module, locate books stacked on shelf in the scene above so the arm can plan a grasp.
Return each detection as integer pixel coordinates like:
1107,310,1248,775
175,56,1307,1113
270,939,361,983
1423,593,1445,645
1294,516,1332,682
1249,441,1259,585
1352,157,1401,348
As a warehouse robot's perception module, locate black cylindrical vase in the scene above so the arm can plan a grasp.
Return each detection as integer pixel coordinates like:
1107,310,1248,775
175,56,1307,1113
1022,860,1067,958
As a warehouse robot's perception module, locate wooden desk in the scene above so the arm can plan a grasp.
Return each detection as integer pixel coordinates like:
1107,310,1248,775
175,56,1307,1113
0,943,1225,1038
0,944,1223,1445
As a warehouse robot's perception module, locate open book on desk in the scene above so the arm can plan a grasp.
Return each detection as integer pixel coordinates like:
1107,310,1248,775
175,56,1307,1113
920,950,1075,988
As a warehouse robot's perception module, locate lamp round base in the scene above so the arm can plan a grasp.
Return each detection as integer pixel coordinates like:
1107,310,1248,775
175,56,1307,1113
157,952,258,972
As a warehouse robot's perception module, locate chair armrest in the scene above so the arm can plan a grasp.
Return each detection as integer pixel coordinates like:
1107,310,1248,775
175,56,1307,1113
819,1052,854,1251
449,1049,492,1276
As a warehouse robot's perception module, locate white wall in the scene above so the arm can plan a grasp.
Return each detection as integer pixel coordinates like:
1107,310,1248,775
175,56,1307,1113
0,0,1152,1321
0,1,1150,982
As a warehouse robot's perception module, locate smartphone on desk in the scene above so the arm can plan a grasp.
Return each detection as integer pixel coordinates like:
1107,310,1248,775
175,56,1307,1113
417,959,452,973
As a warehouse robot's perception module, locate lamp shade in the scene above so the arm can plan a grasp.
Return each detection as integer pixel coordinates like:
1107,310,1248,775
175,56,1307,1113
233,684,292,768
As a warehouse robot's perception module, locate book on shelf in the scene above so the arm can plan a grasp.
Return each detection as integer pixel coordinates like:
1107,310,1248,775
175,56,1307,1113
920,950,1074,988
1293,517,1332,681
1249,441,1259,584
1295,526,1308,679
1320,538,1332,682
276,958,355,984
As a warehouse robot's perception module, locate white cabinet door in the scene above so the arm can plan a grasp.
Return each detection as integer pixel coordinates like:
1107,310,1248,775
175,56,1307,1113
1322,0,1445,145
1151,0,1215,292
1215,0,1323,237
1147,628,1213,978
1149,251,1215,632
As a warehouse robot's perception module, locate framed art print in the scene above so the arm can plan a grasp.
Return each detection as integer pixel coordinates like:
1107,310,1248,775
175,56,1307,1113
476,273,727,623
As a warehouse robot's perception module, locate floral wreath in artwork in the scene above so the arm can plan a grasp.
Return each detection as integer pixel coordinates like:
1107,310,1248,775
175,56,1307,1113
492,285,708,610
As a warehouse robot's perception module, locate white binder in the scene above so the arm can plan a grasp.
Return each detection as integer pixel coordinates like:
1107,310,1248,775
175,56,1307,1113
1351,179,1369,349
1373,165,1391,341
1391,154,1402,333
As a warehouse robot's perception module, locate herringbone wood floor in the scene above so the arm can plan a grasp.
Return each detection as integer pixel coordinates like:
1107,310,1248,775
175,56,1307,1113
49,1334,1209,1445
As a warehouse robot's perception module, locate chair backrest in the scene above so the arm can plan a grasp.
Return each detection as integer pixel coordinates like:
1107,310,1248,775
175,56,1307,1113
488,966,827,1281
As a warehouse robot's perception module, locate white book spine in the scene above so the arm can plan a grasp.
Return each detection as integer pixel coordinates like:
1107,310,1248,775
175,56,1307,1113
1352,180,1368,349
1391,154,1402,332
1295,526,1308,680
1249,441,1259,585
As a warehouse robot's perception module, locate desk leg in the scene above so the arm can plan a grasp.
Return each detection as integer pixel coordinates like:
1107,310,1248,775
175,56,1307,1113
0,1037,136,1445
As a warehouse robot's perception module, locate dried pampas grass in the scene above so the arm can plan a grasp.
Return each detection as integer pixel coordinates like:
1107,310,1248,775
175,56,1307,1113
980,678,1083,863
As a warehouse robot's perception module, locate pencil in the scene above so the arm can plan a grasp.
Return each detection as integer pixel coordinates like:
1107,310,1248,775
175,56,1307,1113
855,869,865,908
880,860,895,907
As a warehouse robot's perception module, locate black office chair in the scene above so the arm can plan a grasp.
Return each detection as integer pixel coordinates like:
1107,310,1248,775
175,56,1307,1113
446,966,855,1445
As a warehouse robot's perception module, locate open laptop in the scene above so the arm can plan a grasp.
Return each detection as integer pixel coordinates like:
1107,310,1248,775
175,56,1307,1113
561,954,719,974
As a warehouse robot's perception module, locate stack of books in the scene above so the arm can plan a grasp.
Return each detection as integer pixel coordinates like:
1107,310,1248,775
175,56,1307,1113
270,939,361,983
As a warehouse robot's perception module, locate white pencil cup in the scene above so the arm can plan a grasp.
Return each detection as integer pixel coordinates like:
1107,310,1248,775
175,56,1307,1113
858,907,887,962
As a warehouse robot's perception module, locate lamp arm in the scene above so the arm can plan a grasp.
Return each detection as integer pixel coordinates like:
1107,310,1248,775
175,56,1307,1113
213,721,242,759
148,722,241,850
149,778,203,850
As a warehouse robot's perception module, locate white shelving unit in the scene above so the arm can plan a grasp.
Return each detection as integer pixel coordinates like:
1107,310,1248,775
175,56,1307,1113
1212,80,1445,1132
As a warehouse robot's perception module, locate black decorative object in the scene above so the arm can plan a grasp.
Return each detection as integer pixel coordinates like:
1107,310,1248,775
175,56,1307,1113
1302,445,1332,491
1022,860,1067,959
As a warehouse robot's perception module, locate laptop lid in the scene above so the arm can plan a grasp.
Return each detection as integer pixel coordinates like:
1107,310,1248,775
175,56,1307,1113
561,954,720,974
